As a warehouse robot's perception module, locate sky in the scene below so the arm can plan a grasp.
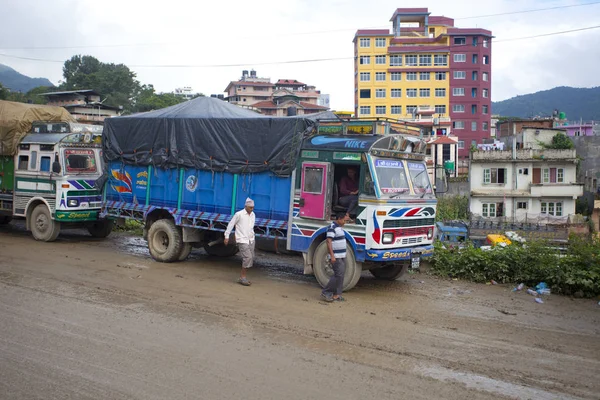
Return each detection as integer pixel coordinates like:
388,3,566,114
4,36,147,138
0,0,599,111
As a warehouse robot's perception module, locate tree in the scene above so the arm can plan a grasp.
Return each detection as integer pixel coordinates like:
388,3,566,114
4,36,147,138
547,133,575,150
0,83,8,100
134,84,188,112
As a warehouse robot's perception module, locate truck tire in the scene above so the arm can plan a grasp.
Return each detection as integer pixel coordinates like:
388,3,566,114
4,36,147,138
0,215,12,225
30,204,60,242
87,219,114,238
178,243,192,261
203,243,239,257
369,263,408,280
312,240,362,292
147,219,183,263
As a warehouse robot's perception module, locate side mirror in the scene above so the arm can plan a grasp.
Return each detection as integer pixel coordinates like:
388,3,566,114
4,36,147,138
52,161,61,174
365,180,375,195
434,166,448,194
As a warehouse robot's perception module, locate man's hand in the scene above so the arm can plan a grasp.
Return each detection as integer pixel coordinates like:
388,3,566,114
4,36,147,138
352,190,358,195
224,238,229,246
330,255,336,264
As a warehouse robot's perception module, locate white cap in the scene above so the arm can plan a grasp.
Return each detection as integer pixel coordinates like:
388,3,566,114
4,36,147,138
245,197,254,207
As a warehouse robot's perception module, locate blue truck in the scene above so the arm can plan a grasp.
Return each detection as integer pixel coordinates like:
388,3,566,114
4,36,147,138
101,97,444,291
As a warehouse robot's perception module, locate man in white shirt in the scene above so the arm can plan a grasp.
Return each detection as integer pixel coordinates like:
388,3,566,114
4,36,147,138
224,198,256,286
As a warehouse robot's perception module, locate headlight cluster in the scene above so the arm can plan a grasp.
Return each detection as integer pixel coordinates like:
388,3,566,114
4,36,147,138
67,199,79,207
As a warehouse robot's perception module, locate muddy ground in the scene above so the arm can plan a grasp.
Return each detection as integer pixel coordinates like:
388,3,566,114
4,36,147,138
0,221,599,400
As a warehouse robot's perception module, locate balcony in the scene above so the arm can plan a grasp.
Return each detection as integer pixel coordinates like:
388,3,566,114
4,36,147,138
472,149,578,162
530,183,584,198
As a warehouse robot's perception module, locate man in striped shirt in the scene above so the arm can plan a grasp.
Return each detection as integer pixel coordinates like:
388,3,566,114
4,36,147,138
321,212,348,302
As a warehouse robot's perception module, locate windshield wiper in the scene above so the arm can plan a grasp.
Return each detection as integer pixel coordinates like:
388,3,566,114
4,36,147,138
390,189,409,199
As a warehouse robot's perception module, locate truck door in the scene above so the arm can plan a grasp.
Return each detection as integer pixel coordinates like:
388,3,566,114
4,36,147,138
299,162,331,220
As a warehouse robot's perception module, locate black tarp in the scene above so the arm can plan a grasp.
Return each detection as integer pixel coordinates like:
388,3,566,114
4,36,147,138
103,97,317,176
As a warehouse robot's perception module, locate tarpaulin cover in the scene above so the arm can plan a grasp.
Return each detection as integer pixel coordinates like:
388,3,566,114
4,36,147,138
0,100,75,155
103,97,317,176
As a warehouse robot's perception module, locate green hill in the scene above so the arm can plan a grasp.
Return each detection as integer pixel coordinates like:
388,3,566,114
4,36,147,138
0,63,55,93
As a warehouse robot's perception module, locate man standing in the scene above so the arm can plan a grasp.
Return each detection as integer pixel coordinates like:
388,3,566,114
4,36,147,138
224,198,256,286
320,212,348,302
338,167,359,218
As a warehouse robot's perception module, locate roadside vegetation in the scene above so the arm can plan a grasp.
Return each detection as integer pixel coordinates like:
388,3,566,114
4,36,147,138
113,219,144,236
430,235,600,297
435,195,469,222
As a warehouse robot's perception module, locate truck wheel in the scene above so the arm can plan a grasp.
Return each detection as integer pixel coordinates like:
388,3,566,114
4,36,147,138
178,243,192,261
313,240,362,292
203,243,239,257
0,215,12,225
87,219,114,238
147,219,183,263
30,204,60,242
369,263,408,280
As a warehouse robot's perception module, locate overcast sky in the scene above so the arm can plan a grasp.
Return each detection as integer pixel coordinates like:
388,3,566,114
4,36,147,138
1,0,599,110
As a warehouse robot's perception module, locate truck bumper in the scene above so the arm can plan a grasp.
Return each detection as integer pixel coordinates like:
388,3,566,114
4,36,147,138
54,210,101,222
364,244,434,262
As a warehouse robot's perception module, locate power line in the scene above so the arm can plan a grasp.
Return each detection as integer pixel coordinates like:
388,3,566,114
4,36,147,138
0,1,599,50
1,24,599,68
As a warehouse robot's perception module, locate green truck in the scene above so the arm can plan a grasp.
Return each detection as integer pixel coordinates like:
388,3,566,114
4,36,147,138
0,100,112,241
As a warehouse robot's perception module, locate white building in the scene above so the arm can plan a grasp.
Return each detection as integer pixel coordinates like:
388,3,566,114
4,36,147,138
469,128,583,224
174,87,195,100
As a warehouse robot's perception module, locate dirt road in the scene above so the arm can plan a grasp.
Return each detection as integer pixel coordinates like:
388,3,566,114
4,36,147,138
1,223,599,399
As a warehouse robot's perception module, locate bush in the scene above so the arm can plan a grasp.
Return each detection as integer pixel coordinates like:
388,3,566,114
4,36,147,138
430,236,600,297
113,219,144,236
436,195,469,221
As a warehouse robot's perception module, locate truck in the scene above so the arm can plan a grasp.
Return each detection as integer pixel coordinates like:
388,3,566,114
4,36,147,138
0,100,113,240
101,97,444,291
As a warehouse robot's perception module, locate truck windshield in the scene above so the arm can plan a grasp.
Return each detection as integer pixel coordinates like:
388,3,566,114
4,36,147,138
64,149,97,174
407,162,432,195
373,158,409,196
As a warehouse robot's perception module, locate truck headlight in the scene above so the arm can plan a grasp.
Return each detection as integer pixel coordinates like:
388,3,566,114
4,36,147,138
68,199,79,207
382,233,394,244
427,228,433,239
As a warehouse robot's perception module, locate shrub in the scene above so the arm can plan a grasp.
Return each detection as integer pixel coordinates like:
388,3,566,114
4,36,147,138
436,195,469,222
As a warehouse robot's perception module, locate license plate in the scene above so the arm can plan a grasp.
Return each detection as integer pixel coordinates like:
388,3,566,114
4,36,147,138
411,256,420,269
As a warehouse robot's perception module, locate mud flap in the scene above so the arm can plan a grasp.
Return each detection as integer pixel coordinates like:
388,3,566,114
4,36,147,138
302,253,314,275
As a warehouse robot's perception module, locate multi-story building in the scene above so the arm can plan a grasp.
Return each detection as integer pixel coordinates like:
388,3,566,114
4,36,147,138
224,70,328,116
353,8,492,161
38,89,121,124
469,128,583,224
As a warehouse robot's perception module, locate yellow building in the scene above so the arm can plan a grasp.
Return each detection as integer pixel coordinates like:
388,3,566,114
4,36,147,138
353,8,454,135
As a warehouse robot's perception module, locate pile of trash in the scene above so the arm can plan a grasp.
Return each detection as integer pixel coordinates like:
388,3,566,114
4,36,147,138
513,282,551,304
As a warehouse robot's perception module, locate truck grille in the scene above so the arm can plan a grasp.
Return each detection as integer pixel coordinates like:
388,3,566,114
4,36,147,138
383,218,435,228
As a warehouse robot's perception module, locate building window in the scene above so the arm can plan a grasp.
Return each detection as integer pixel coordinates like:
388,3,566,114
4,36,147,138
434,55,448,66
40,156,51,172
517,202,528,210
419,54,432,66
406,72,417,81
359,89,371,98
483,39,489,48
435,105,446,114
420,88,430,97
542,168,565,183
390,55,402,66
557,168,564,183
471,121,477,131
405,54,418,66
407,105,417,116
453,88,465,96
375,55,386,64
472,54,478,64
420,72,430,80
454,54,466,62
375,72,386,81
541,201,563,216
482,89,489,98
375,38,386,47
472,71,478,80
453,104,465,112
483,72,489,81
360,38,371,47
519,168,529,175
483,55,489,64
359,106,371,115
471,105,477,114
453,121,465,129
483,168,507,184
435,88,446,97
391,88,402,98
391,72,401,81
472,37,478,46
360,72,370,81
454,71,466,79
375,89,386,98
458,140,465,149
483,105,489,114
407,89,417,98
359,56,370,65
391,105,402,115
435,71,446,80
472,88,478,98
454,37,466,45
483,122,489,131
482,203,504,217
375,105,386,115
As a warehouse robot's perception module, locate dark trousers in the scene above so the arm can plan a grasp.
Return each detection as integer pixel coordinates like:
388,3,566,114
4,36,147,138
322,258,346,296
339,195,358,215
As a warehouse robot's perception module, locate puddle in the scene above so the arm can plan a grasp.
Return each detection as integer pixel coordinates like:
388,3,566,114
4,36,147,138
418,365,582,400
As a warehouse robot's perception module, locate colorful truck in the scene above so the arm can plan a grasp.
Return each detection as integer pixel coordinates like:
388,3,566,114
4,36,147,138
101,97,443,291
0,100,112,241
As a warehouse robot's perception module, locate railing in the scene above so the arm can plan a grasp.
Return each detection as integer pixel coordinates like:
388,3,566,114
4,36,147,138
472,149,577,161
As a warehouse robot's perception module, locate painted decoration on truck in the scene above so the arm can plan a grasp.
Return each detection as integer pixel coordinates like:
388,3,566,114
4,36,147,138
388,207,435,217
185,175,198,192
111,170,132,193
371,210,381,244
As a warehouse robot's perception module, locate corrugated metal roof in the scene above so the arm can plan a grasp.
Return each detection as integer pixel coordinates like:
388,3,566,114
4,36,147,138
38,89,100,96
21,133,69,145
